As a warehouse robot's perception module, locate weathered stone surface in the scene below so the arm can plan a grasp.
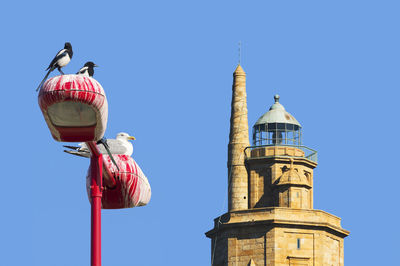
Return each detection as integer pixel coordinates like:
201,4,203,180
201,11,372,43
228,64,250,211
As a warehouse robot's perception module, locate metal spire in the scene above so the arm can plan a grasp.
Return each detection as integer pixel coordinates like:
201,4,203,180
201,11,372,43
238,41,242,65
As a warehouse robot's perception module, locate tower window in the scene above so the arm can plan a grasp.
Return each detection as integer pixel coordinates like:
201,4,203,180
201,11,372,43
297,238,301,249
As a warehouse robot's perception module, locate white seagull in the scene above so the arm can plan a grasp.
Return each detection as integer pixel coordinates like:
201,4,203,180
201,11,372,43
64,132,136,158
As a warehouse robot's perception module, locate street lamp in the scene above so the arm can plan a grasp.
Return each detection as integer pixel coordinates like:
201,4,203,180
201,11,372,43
38,74,108,142
38,75,151,266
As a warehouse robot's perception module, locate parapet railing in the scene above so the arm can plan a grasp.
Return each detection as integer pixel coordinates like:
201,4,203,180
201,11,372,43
244,144,318,163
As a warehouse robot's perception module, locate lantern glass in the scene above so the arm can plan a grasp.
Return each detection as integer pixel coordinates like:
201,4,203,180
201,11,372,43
48,102,97,127
253,122,302,146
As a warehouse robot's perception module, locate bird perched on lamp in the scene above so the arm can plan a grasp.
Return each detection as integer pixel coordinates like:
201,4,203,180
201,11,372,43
36,42,73,91
64,132,136,157
76,61,98,77
63,132,136,171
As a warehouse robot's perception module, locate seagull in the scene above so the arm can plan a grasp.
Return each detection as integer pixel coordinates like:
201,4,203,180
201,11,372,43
64,132,136,158
76,61,98,77
36,42,73,91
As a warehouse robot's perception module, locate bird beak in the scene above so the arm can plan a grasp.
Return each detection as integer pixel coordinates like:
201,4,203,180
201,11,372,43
127,136,136,140
94,64,99,67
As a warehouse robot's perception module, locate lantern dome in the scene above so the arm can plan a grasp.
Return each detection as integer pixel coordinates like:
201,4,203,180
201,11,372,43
253,95,302,146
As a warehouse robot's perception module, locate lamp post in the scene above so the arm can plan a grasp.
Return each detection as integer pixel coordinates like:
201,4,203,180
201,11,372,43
87,142,103,266
38,74,151,266
38,75,108,266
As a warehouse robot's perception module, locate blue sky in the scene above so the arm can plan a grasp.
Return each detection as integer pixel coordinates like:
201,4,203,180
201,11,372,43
0,0,399,265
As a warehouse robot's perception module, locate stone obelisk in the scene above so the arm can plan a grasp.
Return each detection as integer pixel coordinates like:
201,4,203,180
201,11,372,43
228,64,250,211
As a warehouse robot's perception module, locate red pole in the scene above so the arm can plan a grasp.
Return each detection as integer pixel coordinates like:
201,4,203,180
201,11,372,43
90,148,103,266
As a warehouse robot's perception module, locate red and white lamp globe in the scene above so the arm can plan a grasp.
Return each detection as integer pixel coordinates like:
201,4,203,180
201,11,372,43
38,74,108,142
91,155,152,209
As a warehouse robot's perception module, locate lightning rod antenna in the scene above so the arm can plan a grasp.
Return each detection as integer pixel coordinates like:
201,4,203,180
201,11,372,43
238,41,242,65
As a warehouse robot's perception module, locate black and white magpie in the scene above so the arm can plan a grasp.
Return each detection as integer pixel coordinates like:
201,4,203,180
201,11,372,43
36,42,73,91
76,61,98,77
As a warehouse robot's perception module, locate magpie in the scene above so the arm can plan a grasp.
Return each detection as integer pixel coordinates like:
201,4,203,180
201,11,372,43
76,61,98,77
36,42,73,91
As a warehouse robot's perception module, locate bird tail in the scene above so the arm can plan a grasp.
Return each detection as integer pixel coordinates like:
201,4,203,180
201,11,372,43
63,145,91,158
63,149,91,158
36,67,54,92
63,145,80,150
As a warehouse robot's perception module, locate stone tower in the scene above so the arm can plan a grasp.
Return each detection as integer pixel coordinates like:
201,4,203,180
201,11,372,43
206,65,349,266
228,64,250,211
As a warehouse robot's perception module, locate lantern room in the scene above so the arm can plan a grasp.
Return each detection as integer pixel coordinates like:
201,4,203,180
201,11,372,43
38,75,108,142
253,95,302,146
